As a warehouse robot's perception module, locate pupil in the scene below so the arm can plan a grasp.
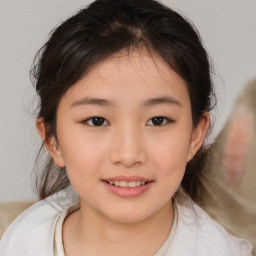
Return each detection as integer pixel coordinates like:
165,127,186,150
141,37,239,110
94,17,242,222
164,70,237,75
92,117,104,126
152,117,163,125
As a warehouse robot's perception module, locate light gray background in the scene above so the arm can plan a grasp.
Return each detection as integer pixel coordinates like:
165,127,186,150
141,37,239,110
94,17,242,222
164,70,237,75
0,0,256,202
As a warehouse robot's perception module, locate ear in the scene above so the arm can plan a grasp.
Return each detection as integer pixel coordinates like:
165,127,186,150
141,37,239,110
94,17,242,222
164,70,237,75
36,117,65,167
187,112,210,162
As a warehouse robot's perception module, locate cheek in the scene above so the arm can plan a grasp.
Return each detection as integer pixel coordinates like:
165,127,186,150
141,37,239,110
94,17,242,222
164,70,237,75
57,127,107,184
146,137,189,207
150,131,192,174
62,143,103,171
155,145,188,184
61,142,105,198
148,128,192,197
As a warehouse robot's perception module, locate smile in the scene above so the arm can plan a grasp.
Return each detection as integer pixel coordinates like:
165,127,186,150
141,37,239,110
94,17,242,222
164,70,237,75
107,181,146,187
102,176,153,197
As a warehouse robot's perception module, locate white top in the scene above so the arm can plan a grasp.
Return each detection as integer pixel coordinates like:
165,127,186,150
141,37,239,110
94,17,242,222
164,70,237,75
0,188,253,256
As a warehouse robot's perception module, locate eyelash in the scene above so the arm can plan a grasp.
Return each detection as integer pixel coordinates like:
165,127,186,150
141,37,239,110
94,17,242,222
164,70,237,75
146,116,174,126
82,116,175,127
82,117,110,127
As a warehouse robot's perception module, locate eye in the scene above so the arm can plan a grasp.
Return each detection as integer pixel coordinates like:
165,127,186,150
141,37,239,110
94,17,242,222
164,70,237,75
146,116,174,126
83,116,110,126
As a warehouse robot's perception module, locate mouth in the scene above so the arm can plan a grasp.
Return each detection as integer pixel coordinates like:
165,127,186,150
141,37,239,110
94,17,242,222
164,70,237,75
104,180,151,188
102,176,154,197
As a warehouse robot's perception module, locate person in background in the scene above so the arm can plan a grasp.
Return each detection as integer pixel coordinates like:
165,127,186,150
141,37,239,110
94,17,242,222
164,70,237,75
198,78,256,254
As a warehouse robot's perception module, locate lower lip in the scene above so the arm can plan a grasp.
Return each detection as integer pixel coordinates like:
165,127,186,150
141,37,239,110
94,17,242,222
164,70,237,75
102,181,153,198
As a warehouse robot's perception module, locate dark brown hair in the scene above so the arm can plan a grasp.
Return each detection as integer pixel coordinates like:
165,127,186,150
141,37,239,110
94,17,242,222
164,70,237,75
31,0,215,200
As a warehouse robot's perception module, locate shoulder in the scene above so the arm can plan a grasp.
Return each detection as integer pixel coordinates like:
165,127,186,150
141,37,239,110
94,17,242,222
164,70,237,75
166,197,253,256
191,202,252,255
0,189,79,256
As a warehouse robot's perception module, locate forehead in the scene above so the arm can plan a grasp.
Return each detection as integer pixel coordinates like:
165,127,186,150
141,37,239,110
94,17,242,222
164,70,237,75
60,50,190,107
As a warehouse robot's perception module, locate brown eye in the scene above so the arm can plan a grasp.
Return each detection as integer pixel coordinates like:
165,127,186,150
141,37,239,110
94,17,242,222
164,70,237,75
84,117,109,126
152,117,164,125
146,116,173,126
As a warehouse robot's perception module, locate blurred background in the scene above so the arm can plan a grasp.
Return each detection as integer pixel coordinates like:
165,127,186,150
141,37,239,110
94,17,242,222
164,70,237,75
0,0,256,202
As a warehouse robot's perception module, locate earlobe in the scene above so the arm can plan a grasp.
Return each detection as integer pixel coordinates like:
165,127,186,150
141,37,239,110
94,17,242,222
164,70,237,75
36,118,65,167
187,112,210,162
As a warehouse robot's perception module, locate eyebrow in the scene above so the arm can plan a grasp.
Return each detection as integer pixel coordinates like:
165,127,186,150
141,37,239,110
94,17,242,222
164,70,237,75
71,96,182,108
71,97,116,107
143,96,182,107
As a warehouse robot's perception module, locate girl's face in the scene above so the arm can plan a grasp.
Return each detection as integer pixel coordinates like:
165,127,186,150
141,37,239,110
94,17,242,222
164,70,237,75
40,50,208,222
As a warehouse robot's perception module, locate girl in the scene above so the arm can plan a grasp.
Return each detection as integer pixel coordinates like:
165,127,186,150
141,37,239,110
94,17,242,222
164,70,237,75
0,0,253,255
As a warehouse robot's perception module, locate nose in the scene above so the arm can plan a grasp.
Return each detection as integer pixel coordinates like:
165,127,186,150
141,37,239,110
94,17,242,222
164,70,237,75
109,125,147,168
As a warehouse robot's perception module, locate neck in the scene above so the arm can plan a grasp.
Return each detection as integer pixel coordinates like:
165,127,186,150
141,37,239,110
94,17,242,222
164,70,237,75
63,200,174,256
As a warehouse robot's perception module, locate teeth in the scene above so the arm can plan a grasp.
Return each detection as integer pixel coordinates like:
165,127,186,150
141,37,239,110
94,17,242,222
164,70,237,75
119,181,128,187
136,181,141,186
108,181,147,187
114,181,120,186
128,181,136,187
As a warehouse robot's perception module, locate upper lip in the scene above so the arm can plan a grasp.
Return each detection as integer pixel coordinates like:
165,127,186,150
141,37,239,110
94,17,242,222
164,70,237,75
103,175,153,182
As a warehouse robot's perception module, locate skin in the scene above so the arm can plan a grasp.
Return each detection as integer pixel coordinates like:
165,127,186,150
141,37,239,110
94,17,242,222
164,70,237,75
37,50,209,256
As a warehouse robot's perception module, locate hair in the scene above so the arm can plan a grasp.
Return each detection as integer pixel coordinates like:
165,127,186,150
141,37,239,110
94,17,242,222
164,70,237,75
31,0,215,200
